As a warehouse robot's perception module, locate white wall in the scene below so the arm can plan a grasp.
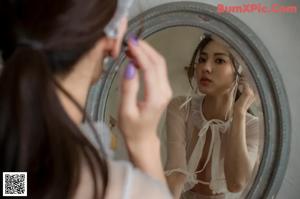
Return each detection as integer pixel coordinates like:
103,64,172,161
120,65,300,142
129,0,300,198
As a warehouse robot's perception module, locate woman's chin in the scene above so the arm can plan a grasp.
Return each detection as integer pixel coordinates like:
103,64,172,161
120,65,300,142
198,87,221,96
198,85,211,94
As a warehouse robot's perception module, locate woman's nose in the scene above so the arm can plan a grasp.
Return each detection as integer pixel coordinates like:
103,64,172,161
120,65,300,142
201,61,212,73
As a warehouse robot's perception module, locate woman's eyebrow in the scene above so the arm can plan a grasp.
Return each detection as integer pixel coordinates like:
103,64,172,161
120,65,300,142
214,52,230,57
200,52,229,57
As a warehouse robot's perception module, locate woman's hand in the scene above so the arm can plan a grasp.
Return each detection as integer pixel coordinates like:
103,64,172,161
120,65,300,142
118,37,172,143
117,36,172,184
233,77,255,115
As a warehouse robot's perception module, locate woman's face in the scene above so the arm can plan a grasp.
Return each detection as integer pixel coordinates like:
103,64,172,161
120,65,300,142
195,40,236,96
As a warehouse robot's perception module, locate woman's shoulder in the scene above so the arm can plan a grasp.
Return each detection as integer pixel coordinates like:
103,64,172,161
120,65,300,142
105,160,172,199
168,95,204,109
167,96,188,114
74,159,172,199
168,96,187,106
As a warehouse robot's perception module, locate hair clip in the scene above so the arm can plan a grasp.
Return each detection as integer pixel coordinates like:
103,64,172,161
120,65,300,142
200,33,212,41
238,65,243,74
199,34,205,41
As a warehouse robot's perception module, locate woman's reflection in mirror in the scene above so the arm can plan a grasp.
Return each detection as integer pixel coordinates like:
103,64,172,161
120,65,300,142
165,34,259,199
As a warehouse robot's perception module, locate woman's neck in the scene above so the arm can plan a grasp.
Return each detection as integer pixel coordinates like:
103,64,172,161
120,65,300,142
55,56,99,125
202,93,232,121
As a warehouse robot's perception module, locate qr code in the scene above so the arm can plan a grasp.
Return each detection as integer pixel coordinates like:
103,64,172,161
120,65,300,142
2,172,27,197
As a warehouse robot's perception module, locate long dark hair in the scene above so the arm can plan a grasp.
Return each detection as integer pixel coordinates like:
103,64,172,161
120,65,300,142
0,0,117,198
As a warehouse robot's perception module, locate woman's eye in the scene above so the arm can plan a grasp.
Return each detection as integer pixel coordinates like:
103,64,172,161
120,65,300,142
215,58,226,64
198,57,206,63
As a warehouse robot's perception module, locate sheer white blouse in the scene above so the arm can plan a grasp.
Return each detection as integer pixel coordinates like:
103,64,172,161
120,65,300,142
165,96,259,194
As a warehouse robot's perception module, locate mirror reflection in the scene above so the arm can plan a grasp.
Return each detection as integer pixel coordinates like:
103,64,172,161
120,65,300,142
104,27,264,199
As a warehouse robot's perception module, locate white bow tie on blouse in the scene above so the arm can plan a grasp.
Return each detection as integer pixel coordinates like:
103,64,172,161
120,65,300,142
184,117,231,194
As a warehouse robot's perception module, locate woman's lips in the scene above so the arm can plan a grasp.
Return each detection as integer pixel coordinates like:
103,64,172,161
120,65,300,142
199,78,212,86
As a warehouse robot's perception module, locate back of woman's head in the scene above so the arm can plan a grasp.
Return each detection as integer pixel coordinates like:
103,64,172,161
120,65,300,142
0,0,117,198
1,0,116,69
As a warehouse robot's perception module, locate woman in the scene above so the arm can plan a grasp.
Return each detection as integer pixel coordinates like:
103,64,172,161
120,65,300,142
165,34,259,199
0,0,172,198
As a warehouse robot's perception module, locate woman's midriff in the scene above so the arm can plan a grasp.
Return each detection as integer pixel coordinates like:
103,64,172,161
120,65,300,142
189,127,223,196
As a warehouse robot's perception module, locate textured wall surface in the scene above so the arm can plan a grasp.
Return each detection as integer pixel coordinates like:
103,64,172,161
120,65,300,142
128,0,300,198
